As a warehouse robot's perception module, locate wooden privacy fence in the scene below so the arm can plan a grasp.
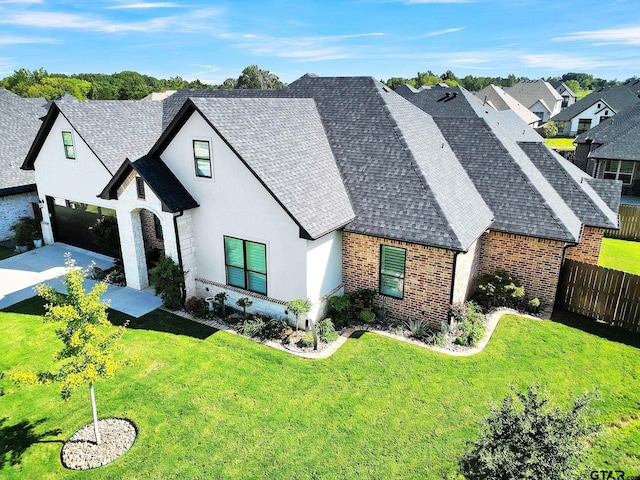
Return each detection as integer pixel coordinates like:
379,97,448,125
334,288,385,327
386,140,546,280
605,205,640,241
557,259,640,332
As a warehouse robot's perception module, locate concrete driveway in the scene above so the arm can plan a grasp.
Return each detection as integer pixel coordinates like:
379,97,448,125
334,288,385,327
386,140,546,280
0,243,162,317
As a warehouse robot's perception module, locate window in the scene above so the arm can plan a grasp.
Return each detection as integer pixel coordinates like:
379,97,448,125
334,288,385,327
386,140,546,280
599,116,610,123
136,177,145,199
561,96,569,108
577,119,592,135
193,140,211,178
533,112,544,121
224,236,267,295
154,215,163,240
62,131,75,159
379,245,406,299
603,160,635,185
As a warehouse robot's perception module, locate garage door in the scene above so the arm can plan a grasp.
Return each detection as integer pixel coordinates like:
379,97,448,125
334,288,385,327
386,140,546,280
46,196,121,258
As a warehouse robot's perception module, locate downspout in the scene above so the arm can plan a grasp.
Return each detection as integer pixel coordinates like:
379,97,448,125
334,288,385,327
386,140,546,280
173,210,186,305
448,251,459,324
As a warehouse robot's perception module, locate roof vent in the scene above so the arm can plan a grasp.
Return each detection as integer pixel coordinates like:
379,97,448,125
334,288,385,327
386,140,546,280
452,92,458,98
382,85,390,92
445,92,451,98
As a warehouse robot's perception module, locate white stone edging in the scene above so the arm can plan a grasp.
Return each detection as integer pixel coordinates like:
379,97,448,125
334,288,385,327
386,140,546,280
164,307,539,360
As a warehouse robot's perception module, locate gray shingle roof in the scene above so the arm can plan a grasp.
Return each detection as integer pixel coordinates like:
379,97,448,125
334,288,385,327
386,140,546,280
54,100,164,174
170,77,492,250
585,178,623,215
474,85,541,125
505,79,562,111
575,104,640,144
435,117,580,242
574,104,640,161
518,142,618,229
187,97,355,239
549,81,576,99
99,156,199,212
551,86,640,122
0,89,46,194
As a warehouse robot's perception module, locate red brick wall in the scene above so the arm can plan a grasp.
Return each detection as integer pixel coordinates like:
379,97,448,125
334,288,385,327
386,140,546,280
565,226,603,265
342,232,454,326
478,231,565,308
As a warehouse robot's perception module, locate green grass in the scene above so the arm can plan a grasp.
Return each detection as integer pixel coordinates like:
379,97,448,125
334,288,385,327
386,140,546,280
0,245,16,260
544,137,576,150
599,238,640,275
1,298,639,479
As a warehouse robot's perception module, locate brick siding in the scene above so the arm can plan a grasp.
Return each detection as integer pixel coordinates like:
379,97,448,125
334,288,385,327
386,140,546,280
478,231,565,308
342,232,454,327
565,226,604,265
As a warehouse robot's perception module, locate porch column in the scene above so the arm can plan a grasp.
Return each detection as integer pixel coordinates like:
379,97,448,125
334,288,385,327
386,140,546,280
117,209,148,290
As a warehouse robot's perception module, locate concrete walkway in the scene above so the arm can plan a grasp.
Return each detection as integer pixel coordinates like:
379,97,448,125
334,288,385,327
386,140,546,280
0,243,162,317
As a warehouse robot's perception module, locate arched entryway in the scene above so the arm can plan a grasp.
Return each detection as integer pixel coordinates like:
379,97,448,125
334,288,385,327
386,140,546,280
139,208,165,275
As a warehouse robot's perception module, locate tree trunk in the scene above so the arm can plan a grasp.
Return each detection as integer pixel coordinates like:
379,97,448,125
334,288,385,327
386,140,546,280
90,383,101,445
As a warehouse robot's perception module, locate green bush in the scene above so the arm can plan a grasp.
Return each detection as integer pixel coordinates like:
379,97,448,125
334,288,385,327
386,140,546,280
452,302,486,347
359,310,375,324
149,256,184,310
474,270,525,308
403,319,445,345
184,296,209,318
460,386,599,480
355,288,377,309
11,216,38,247
527,297,541,314
237,316,288,341
297,331,314,348
317,318,339,343
328,295,353,329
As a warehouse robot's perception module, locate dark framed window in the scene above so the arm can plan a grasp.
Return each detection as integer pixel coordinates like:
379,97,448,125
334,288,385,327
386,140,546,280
62,131,75,159
379,245,406,299
154,215,163,239
561,96,569,108
193,140,211,178
603,159,635,185
577,118,592,135
136,177,145,199
224,236,267,295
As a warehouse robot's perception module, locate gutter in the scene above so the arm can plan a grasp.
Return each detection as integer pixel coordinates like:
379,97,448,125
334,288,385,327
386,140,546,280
173,210,186,305
448,251,459,323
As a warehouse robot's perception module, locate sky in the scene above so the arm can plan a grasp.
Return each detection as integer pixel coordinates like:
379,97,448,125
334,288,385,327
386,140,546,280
0,0,639,85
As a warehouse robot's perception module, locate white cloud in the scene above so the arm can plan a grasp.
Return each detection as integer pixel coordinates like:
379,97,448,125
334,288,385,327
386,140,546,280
108,2,181,9
420,27,465,38
224,32,384,62
519,53,612,70
554,25,640,45
0,0,42,4
0,34,55,44
0,8,223,34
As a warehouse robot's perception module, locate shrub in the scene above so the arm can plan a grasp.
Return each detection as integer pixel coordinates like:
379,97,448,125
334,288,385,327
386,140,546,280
317,318,339,343
148,256,184,310
11,216,38,247
459,386,600,480
215,292,228,317
359,310,375,324
236,297,253,317
297,331,314,348
527,297,541,314
403,319,445,345
544,120,558,138
185,296,209,318
452,301,486,347
355,288,377,309
474,270,525,308
328,295,352,328
237,316,288,341
286,298,312,331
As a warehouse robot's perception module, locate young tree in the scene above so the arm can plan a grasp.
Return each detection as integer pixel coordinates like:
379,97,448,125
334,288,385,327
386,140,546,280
286,298,312,333
11,254,127,445
460,386,599,480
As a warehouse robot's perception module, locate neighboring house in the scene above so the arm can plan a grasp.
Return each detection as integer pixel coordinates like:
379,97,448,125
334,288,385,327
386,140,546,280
23,75,620,326
474,84,541,126
0,89,47,240
550,83,640,137
549,81,577,109
574,104,640,196
504,79,563,125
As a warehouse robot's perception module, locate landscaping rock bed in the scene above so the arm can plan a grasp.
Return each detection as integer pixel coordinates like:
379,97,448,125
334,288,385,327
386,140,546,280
61,418,136,470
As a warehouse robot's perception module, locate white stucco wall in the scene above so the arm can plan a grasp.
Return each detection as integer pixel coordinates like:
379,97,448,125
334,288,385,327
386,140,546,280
0,191,39,241
161,112,310,316
452,237,482,304
306,230,343,320
31,115,118,246
567,102,615,136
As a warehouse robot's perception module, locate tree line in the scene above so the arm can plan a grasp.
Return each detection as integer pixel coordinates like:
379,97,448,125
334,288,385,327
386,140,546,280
0,65,283,101
1,65,633,101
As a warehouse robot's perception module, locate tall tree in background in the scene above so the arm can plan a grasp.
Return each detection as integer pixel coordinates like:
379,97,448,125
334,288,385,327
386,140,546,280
235,65,284,89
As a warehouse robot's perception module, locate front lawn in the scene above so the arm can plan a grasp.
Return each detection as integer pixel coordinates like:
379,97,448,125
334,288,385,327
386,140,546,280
1,298,639,478
544,137,576,150
599,237,640,275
